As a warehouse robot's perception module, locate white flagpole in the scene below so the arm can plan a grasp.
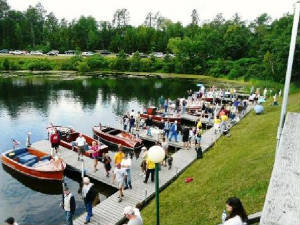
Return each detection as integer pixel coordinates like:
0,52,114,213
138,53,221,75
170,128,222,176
276,1,300,154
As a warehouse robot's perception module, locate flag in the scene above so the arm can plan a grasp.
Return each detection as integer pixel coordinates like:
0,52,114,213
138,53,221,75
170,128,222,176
12,139,20,146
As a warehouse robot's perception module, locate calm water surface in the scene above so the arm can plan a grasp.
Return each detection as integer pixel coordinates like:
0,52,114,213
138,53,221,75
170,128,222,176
0,75,207,224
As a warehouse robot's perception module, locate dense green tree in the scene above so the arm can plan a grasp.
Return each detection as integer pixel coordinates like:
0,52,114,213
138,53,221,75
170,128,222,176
0,1,299,82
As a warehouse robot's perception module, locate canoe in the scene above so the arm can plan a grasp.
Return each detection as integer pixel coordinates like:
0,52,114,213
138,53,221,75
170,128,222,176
1,147,66,181
93,125,143,151
47,126,109,158
140,107,181,124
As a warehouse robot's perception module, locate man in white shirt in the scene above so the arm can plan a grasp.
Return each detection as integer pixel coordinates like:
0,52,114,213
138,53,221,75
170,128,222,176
75,133,86,161
112,163,127,202
123,206,144,225
121,154,132,190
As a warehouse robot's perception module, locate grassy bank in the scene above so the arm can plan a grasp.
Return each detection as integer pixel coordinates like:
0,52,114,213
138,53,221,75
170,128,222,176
141,93,300,225
0,55,289,91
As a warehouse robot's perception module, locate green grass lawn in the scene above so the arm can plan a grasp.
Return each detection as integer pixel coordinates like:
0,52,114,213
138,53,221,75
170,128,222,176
141,93,300,225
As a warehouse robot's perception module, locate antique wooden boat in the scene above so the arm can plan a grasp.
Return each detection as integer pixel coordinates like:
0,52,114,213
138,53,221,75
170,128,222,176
93,125,143,151
140,107,181,124
1,147,66,181
47,126,109,158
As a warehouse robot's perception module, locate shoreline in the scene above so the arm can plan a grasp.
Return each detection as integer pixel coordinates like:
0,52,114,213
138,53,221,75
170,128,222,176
0,70,249,85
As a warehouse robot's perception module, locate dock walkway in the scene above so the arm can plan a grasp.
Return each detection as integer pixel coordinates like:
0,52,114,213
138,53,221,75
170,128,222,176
260,112,300,225
32,106,253,225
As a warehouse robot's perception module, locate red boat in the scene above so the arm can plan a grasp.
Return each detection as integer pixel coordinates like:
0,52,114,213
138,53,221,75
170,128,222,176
47,126,109,158
140,107,181,124
1,147,66,181
93,125,143,151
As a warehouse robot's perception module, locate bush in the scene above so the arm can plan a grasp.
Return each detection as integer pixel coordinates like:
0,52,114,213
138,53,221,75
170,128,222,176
27,59,53,71
60,56,82,70
110,50,129,71
77,62,90,72
9,61,21,70
86,55,108,70
140,58,152,72
2,58,9,70
129,51,142,71
162,54,175,73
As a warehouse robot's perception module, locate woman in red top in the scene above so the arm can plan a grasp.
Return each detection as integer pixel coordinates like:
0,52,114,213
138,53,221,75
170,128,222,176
50,129,60,154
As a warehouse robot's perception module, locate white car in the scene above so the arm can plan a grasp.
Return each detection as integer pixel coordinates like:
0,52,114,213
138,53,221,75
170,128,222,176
47,50,59,56
10,50,25,55
82,51,94,56
153,52,165,58
30,51,43,56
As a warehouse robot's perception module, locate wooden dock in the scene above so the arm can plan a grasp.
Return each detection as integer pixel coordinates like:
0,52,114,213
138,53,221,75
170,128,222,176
260,112,300,225
31,106,253,225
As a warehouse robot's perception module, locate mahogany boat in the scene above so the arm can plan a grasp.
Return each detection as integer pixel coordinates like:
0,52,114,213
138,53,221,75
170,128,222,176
140,107,181,124
93,125,143,151
47,126,109,158
1,147,66,181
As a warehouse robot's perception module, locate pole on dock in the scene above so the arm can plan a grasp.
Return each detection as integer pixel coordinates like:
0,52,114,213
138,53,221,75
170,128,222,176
26,132,32,147
155,163,160,225
81,159,85,178
276,1,300,155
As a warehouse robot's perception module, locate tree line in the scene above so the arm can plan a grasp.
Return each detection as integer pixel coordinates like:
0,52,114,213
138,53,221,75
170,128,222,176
0,0,299,82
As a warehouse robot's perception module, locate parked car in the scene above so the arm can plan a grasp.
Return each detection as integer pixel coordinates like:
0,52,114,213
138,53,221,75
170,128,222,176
65,50,75,55
153,52,165,58
0,49,9,54
30,51,43,56
47,50,59,56
9,50,25,55
82,51,94,56
99,49,111,55
140,53,148,58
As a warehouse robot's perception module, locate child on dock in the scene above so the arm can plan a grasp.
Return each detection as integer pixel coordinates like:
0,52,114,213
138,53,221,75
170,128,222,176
103,153,112,177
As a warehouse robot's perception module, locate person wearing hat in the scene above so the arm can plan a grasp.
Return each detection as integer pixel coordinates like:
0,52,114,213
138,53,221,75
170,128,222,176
82,177,96,224
169,121,178,142
5,217,18,225
61,186,76,225
112,163,127,202
123,206,144,225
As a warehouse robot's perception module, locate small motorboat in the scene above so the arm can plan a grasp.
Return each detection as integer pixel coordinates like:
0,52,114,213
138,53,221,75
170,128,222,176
47,126,109,158
140,107,181,124
93,125,143,151
1,147,66,181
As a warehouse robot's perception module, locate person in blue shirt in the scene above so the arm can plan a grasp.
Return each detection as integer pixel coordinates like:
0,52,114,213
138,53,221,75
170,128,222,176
169,121,178,142
254,103,264,115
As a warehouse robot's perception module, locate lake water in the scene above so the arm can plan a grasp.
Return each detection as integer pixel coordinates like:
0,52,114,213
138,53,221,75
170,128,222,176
0,75,209,225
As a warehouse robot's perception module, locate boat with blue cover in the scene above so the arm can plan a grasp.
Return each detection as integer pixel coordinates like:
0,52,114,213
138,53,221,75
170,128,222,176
1,147,66,181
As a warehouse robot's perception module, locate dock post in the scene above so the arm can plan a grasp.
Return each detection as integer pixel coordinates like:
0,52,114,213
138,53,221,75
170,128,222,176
26,132,31,147
81,159,85,178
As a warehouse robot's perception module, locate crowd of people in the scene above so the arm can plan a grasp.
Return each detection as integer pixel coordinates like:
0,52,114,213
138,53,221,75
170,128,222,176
6,85,272,225
4,195,249,225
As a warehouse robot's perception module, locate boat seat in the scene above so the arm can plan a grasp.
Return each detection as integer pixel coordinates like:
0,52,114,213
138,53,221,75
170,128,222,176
40,155,51,161
15,152,29,159
11,148,27,156
24,158,38,167
19,154,38,164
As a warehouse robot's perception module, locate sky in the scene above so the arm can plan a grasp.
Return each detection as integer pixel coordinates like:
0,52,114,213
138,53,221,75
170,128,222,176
6,0,297,26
